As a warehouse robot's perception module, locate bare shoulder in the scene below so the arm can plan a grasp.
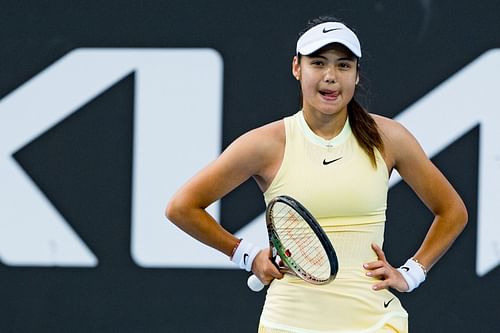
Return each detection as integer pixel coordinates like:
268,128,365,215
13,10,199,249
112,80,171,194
234,119,285,153
220,119,285,175
371,114,424,169
249,119,285,140
372,114,421,148
371,114,411,141
232,119,285,190
178,119,285,204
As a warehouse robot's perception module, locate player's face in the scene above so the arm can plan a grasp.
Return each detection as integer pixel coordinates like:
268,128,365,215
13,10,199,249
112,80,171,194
293,44,359,117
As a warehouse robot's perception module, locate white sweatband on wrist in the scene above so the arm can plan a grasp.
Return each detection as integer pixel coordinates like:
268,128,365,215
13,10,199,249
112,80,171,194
397,258,427,292
230,239,260,272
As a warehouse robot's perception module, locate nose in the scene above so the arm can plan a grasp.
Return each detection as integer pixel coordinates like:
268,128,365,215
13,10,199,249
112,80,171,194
324,66,336,83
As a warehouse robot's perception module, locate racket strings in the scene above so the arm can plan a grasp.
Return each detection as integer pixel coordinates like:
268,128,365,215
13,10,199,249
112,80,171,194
281,223,324,265
271,203,330,280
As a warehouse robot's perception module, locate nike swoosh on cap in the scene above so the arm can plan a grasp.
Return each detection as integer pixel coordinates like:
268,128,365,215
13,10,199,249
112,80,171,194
322,27,342,33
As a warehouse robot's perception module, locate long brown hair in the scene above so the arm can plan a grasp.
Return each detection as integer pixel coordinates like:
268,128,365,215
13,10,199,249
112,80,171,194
297,16,384,167
348,98,384,167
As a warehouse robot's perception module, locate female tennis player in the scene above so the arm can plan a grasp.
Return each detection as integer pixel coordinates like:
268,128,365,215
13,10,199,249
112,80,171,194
166,16,468,332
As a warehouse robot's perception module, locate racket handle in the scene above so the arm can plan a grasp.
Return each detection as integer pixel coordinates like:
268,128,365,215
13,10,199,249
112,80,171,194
247,274,265,292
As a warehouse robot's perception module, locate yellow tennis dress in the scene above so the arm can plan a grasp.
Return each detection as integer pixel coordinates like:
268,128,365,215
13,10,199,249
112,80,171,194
259,111,408,333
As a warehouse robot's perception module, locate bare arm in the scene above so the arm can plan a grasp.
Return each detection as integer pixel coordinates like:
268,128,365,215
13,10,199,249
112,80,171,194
165,120,285,283
388,119,468,270
365,116,468,291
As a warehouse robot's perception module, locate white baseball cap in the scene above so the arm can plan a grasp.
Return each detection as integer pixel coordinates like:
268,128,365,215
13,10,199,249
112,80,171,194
296,22,362,58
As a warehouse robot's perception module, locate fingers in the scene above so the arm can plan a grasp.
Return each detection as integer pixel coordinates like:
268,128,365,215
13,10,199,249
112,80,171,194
371,269,409,292
363,243,387,269
364,244,392,271
365,264,397,291
363,259,384,271
259,262,284,285
269,263,284,279
365,266,389,279
252,249,284,285
371,280,387,291
364,243,408,292
371,243,386,261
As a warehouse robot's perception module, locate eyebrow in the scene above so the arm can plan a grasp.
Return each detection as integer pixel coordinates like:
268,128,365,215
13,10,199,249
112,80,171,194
309,54,357,62
337,56,357,62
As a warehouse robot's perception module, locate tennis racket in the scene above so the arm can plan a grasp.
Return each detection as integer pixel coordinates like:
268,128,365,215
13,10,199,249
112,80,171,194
247,195,338,292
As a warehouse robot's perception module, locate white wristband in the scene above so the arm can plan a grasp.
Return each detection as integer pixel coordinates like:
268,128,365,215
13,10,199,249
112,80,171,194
397,258,427,292
230,239,260,272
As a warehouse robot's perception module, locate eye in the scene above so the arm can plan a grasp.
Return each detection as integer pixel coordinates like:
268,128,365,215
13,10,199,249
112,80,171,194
310,60,325,66
338,62,352,70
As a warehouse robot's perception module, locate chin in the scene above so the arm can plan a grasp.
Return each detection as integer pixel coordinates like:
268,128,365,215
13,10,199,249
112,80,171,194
317,105,347,115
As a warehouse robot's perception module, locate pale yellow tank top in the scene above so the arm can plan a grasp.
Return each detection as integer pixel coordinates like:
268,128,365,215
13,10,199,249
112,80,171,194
260,111,408,333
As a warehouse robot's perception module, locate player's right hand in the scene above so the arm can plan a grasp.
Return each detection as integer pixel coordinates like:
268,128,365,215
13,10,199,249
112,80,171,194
251,248,284,285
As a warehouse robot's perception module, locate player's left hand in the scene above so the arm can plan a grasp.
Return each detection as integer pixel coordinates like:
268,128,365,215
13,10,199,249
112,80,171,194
363,243,409,292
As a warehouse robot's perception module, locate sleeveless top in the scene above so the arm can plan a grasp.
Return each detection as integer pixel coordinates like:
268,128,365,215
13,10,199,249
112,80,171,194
259,111,408,333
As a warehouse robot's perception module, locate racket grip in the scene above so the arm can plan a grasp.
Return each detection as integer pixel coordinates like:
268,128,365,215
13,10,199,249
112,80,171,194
247,274,265,292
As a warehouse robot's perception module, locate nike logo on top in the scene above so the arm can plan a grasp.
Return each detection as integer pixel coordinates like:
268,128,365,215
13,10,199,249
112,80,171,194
401,266,410,272
322,157,342,165
384,298,395,308
322,27,341,33
243,253,249,265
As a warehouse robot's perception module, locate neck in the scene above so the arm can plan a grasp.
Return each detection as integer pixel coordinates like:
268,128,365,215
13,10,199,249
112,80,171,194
302,108,348,140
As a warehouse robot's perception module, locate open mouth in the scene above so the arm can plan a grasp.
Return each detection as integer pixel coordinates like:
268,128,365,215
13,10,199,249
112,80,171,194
319,90,339,100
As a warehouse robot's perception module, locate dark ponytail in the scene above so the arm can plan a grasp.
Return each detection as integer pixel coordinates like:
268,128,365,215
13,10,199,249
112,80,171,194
348,98,384,167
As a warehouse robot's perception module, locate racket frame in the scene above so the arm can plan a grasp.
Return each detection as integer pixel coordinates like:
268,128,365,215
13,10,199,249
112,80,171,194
266,195,338,284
